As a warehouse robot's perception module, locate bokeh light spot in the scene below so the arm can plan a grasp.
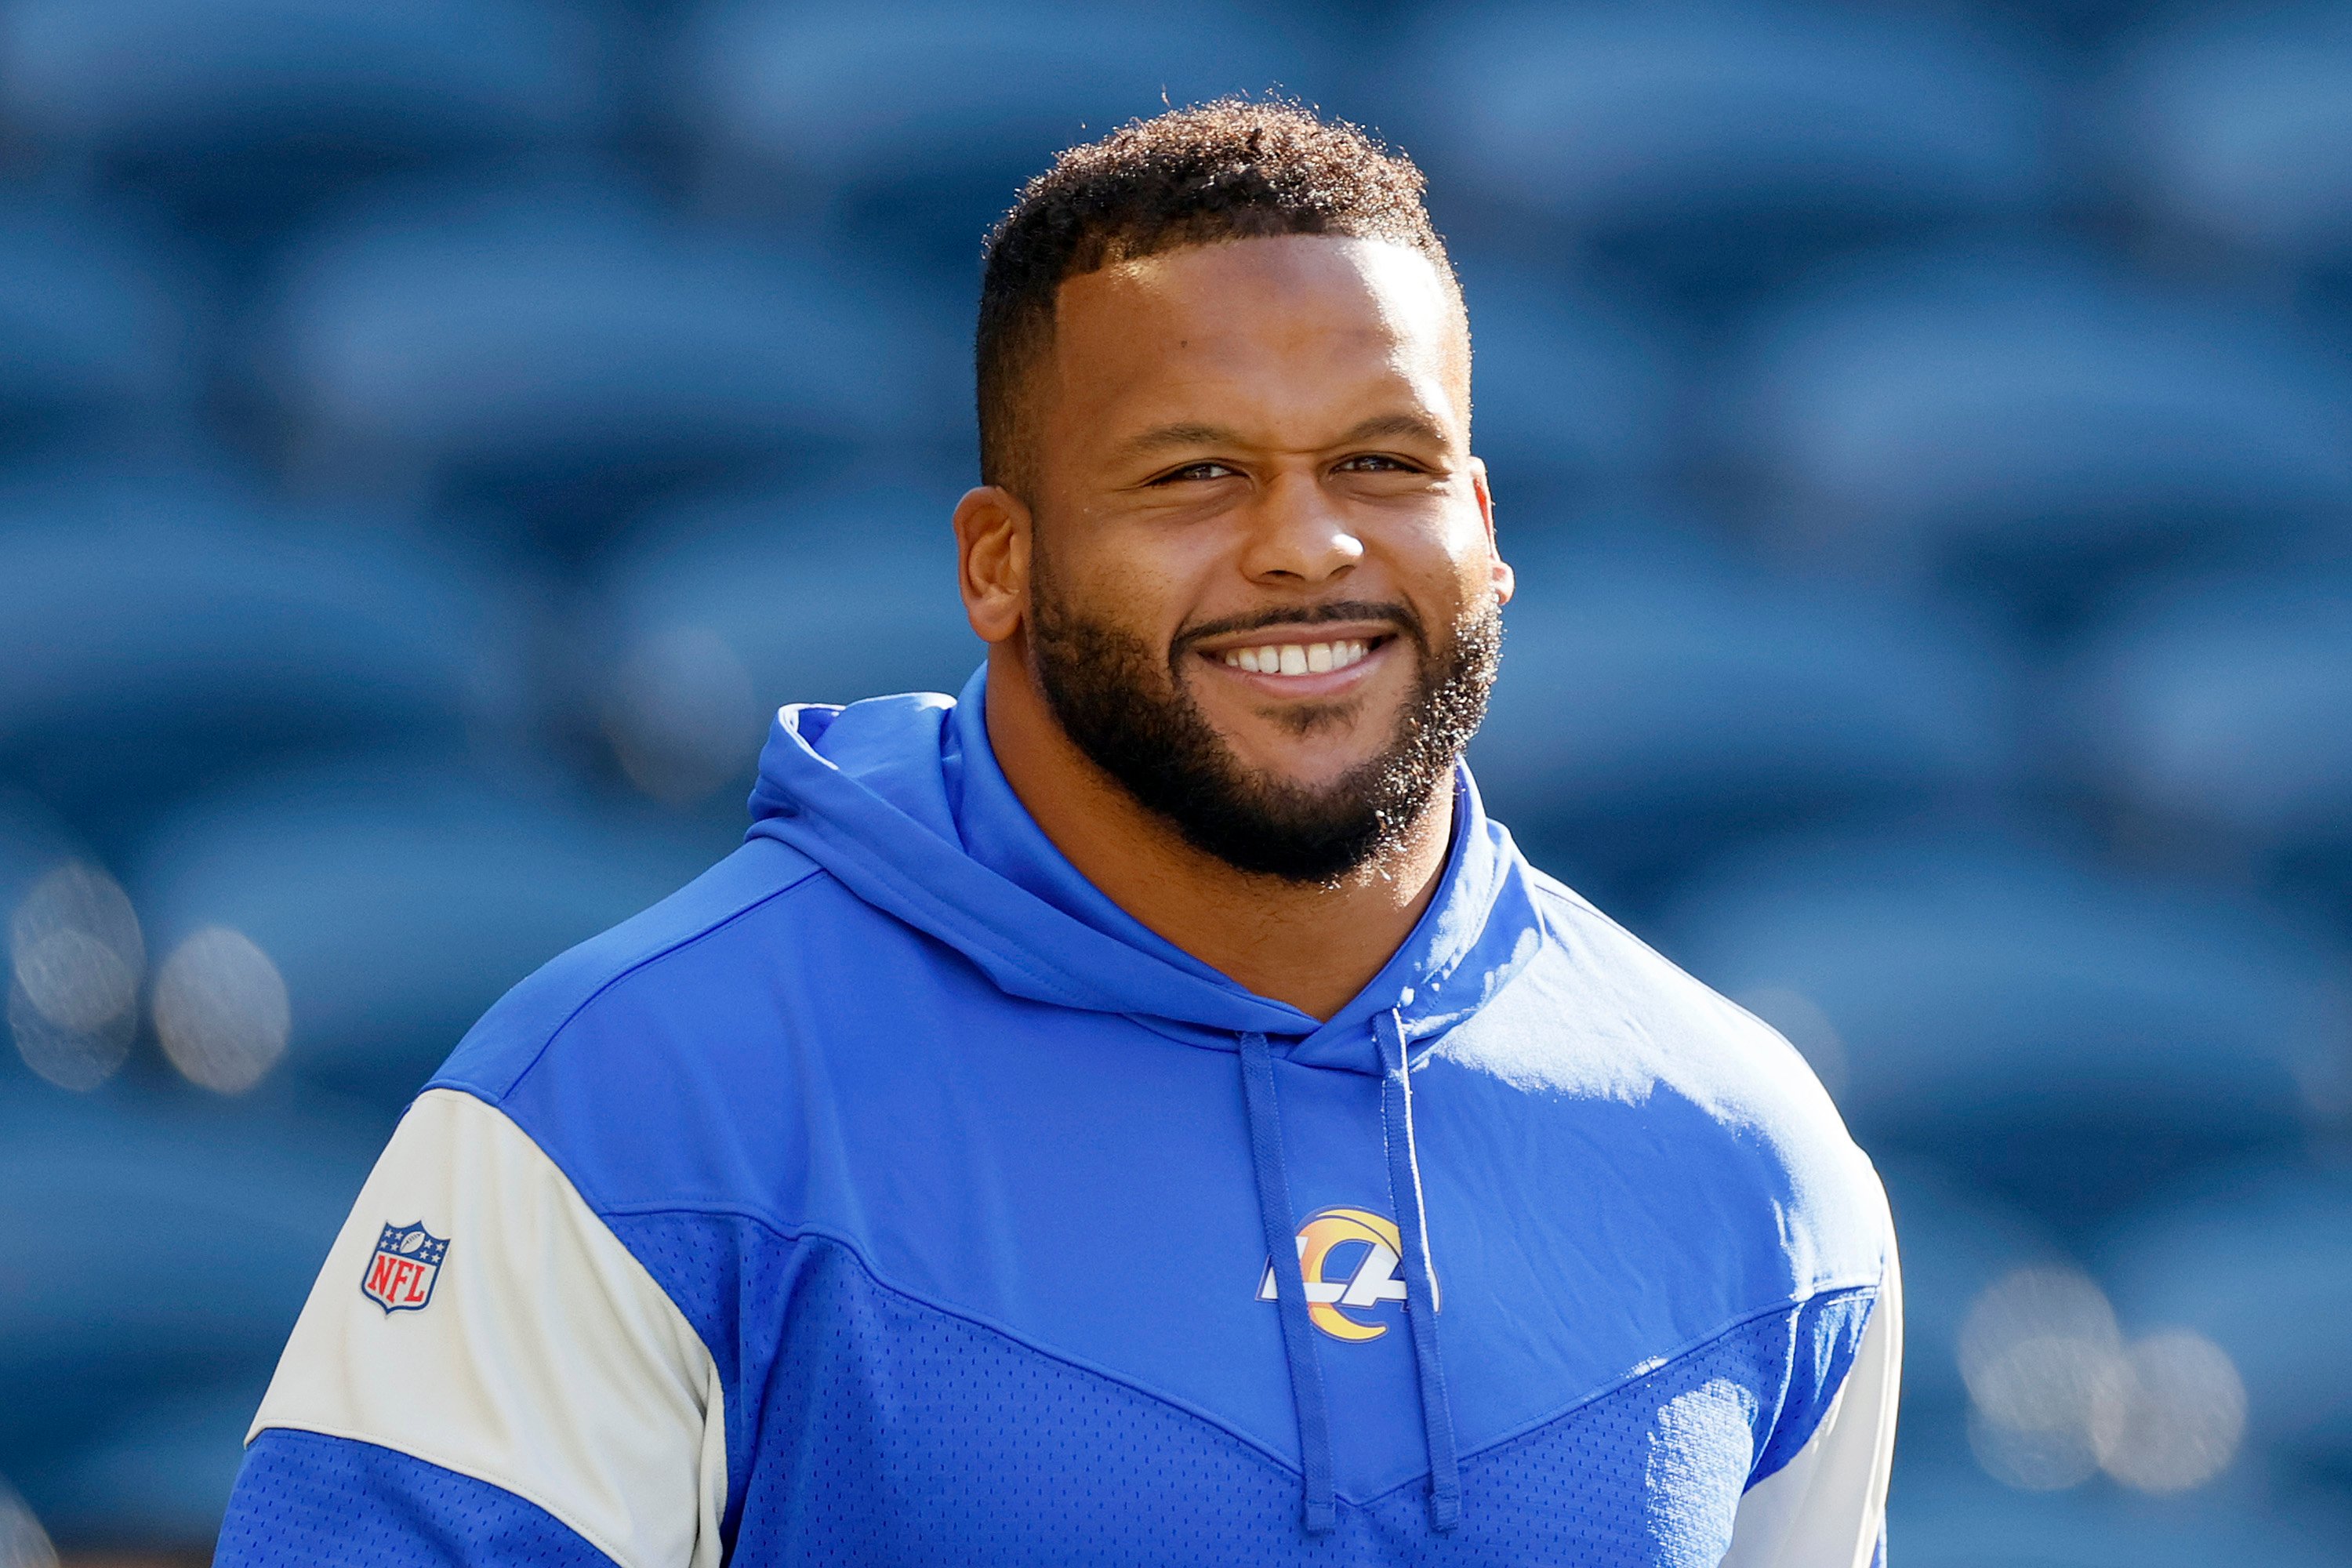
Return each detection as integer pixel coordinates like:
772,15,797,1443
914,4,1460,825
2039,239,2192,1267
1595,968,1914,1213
154,926,291,1094
1961,1265,2124,1490
14,925,136,1033
6,981,133,1091
1966,1401,2103,1491
1960,1265,2245,1494
2092,1329,2247,1494
6,862,144,1091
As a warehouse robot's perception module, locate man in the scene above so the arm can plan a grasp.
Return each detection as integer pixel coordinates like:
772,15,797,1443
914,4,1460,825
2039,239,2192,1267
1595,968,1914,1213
218,102,1897,1566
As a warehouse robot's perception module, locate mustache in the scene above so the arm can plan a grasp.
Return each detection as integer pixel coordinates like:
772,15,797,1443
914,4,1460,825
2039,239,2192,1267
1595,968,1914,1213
1171,600,1427,656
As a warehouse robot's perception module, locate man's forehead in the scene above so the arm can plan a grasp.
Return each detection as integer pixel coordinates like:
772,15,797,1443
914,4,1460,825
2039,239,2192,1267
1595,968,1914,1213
1047,234,1471,434
1059,234,1462,348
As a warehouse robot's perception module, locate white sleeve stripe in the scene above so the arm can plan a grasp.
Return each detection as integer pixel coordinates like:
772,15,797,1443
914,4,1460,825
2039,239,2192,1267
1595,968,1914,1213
1720,1200,1903,1568
250,1088,726,1568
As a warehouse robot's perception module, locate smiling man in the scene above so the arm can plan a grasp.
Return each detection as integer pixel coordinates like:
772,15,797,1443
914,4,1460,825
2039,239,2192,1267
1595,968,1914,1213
218,103,1897,1566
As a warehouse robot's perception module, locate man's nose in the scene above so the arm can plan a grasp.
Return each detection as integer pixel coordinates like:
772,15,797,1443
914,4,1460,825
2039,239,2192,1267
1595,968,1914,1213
1236,470,1364,587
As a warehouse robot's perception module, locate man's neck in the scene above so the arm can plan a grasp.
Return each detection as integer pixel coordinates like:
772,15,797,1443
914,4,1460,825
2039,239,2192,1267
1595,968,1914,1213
982,648,1453,1022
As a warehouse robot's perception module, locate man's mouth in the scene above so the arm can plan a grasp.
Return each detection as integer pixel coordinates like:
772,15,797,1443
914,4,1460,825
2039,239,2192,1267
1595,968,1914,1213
1181,606,1413,698
1216,637,1374,677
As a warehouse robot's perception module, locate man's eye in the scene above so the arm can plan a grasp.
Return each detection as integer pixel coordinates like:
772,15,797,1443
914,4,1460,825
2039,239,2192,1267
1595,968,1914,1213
1336,454,1415,473
1157,462,1239,483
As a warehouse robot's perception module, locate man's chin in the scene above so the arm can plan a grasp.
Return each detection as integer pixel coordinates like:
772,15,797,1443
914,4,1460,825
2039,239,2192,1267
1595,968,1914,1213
1192,684,1387,747
1201,725,1393,798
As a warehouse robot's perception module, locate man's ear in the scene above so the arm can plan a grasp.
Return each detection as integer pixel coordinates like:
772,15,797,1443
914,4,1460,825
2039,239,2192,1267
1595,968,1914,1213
1468,458,1514,607
955,485,1033,644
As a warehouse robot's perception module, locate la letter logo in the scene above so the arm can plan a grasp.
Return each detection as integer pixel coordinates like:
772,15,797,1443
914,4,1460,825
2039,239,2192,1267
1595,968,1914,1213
1255,1206,1410,1341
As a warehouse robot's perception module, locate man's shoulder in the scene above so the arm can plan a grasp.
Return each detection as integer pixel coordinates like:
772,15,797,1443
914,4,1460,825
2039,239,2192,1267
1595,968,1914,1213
1517,866,1838,1112
1492,867,1891,1288
419,833,975,1228
430,834,841,1105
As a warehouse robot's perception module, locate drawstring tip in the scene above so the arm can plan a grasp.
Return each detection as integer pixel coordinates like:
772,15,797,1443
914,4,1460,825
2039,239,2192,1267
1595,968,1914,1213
1303,1498,1337,1536
1428,1481,1461,1534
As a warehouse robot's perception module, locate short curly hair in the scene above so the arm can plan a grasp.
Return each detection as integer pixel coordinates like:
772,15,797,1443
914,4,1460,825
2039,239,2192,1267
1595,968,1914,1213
976,98,1458,497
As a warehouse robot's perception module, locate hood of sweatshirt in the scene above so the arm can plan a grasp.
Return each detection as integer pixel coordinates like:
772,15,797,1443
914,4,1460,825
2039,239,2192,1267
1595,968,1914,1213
743,666,1571,1529
744,666,1547,1077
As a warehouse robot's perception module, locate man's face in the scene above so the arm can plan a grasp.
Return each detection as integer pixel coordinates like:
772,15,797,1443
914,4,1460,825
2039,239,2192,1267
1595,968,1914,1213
1018,234,1512,881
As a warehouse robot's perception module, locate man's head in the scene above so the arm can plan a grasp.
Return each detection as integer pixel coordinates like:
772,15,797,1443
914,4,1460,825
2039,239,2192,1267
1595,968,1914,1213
956,100,1512,885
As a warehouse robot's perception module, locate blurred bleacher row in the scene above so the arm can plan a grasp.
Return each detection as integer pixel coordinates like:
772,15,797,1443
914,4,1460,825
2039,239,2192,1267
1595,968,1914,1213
2,0,2350,1559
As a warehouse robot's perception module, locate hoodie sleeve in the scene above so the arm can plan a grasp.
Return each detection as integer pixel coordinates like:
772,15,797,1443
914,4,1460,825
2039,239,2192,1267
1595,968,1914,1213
215,1088,728,1568
1719,1240,1903,1568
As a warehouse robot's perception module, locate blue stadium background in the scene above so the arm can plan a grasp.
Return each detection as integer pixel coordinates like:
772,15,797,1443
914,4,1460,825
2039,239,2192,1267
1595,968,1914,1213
2,0,2350,1560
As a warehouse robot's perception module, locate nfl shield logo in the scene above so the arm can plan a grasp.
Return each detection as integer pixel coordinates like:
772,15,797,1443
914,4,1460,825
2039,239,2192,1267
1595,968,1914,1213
361,1222,448,1314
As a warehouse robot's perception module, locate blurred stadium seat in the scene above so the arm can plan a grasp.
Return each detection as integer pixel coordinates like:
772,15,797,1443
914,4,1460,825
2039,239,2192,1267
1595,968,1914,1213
0,0,611,240
0,198,198,459
1396,0,2052,307
1658,821,2351,1224
261,175,948,544
13,1378,262,1545
1891,1461,2352,1566
672,0,1323,276
590,477,980,804
2100,1163,2352,1486
2056,572,2352,921
129,760,720,1109
1472,523,2016,902
1452,259,1681,511
0,463,528,841
2098,2,2352,285
0,1094,371,1512
1719,242,2352,629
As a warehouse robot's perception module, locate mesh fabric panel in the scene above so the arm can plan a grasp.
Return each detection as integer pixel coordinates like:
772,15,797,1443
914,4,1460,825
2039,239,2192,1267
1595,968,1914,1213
216,1428,617,1568
609,1217,1866,1566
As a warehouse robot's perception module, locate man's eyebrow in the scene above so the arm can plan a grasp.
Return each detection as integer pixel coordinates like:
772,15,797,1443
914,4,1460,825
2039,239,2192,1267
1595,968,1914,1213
1112,412,1453,463
1333,412,1451,446
1111,422,1245,462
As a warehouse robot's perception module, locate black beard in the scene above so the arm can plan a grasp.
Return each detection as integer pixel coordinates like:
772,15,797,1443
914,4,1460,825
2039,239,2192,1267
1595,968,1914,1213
1029,583,1502,884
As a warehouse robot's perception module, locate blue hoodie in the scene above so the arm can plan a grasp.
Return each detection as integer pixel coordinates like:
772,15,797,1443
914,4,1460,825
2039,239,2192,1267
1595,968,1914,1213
220,669,1898,1567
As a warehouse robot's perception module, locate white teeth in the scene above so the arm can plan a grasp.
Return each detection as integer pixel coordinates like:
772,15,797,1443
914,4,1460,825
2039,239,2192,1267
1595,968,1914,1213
1221,638,1374,676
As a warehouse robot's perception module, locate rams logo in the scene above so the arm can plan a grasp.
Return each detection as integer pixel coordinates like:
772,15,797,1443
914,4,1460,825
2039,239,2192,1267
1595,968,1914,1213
1255,1207,1412,1341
